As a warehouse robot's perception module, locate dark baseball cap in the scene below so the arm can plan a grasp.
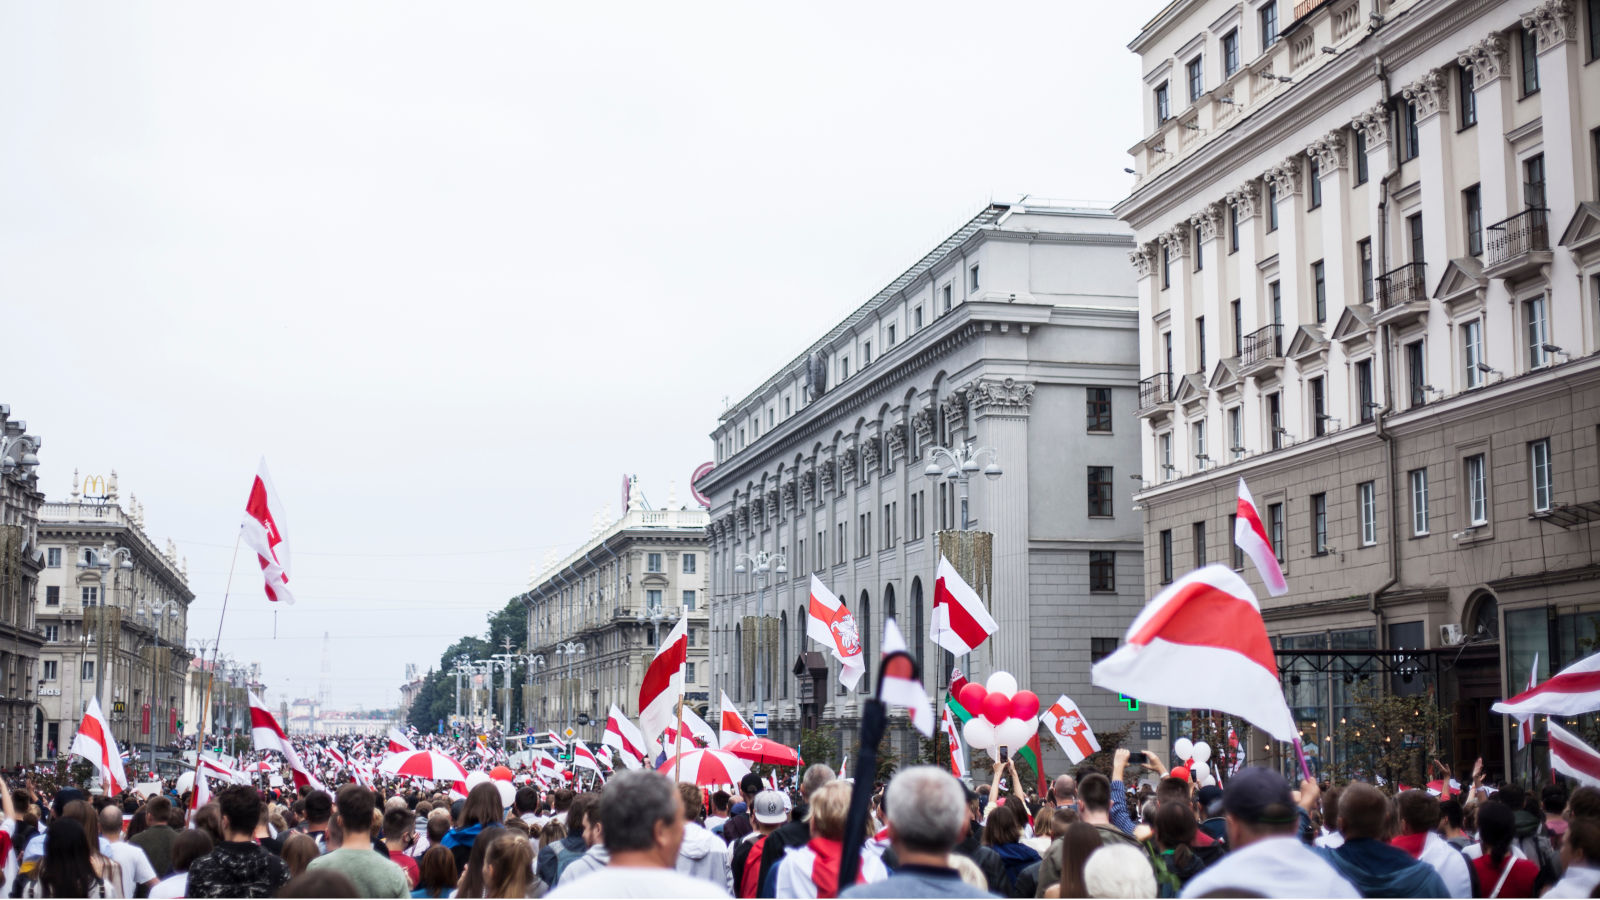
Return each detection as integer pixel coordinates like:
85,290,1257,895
740,773,763,796
1195,784,1224,815
1222,767,1297,825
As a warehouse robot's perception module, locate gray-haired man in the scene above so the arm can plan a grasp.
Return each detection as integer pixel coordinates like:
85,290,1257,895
841,767,996,899
546,770,730,898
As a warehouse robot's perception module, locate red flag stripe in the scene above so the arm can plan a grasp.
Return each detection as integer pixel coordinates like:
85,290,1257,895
934,576,992,651
1553,725,1600,782
1506,671,1600,705
1127,580,1277,676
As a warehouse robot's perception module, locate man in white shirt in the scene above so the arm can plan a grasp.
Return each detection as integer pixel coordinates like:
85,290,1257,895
1395,790,1471,898
1180,767,1360,899
99,804,159,897
548,770,729,899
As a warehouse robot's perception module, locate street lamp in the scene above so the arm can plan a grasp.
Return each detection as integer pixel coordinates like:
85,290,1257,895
554,642,585,730
923,442,1002,530
525,654,546,732
86,546,134,721
137,599,181,770
733,551,787,716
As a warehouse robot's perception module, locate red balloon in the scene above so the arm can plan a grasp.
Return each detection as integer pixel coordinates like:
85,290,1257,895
1010,690,1041,721
1171,765,1191,783
958,683,989,715
982,692,1012,726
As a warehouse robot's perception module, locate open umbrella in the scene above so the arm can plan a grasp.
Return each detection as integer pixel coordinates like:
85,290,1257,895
378,750,469,783
722,738,801,767
657,748,752,786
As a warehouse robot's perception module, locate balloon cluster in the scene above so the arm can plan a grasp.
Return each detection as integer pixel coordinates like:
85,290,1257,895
1172,738,1216,787
957,672,1041,759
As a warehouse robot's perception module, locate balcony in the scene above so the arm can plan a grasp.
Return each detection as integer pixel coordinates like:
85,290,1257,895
1240,324,1284,379
1137,372,1173,420
1485,208,1552,281
1374,262,1428,327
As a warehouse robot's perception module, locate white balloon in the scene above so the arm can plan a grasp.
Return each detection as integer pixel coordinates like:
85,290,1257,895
1199,774,1216,787
1173,738,1194,760
996,718,1035,750
1191,741,1212,765
1192,760,1210,780
465,771,491,790
986,671,1019,696
176,771,195,796
963,717,997,752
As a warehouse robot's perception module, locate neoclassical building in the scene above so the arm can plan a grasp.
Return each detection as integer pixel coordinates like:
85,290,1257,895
1119,0,1600,779
0,406,47,768
702,202,1146,771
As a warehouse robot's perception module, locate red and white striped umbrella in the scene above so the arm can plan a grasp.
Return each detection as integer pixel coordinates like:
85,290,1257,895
656,748,752,786
378,750,469,782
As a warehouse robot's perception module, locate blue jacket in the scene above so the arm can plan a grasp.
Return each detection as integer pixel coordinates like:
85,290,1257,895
1315,838,1449,898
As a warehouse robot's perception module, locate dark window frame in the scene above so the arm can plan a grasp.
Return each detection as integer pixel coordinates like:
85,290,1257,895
1087,466,1115,518
1086,387,1113,433
1521,26,1541,96
1459,63,1478,129
1089,552,1116,593
1465,184,1483,257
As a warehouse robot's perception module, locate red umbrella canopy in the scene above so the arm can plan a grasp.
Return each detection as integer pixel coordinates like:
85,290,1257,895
378,750,469,782
657,748,753,786
722,738,801,767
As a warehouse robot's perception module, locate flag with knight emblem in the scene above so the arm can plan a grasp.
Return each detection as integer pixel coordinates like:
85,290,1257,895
807,575,865,688
1040,695,1100,764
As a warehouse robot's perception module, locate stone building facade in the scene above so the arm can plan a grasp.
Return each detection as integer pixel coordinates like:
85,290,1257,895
0,406,47,768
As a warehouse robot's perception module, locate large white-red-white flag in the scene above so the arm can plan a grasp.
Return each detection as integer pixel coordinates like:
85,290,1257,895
602,706,655,770
808,575,865,689
718,691,755,747
1234,478,1288,597
387,727,417,755
242,459,296,605
571,739,605,782
639,616,688,739
880,618,934,736
1551,722,1600,788
249,692,324,790
1092,564,1297,742
1517,653,1539,751
1494,651,1600,719
940,704,968,779
1040,695,1101,764
932,556,998,657
71,697,128,796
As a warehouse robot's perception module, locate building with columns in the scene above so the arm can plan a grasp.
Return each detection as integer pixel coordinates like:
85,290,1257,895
701,201,1145,770
0,406,47,768
521,488,709,747
1119,0,1600,780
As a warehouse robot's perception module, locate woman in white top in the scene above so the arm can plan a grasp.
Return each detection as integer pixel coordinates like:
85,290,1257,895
150,828,214,899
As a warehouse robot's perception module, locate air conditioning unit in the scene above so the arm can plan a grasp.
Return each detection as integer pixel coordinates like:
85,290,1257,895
1439,624,1465,646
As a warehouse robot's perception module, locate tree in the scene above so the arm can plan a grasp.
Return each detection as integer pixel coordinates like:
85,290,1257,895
799,729,838,774
1326,683,1453,791
846,734,901,785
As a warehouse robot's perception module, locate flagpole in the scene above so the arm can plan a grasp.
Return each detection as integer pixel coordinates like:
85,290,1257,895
189,530,242,802
673,693,686,782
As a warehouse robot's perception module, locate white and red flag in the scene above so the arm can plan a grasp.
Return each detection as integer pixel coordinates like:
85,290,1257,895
879,618,934,736
667,707,718,752
188,769,211,824
71,697,128,796
1550,721,1600,788
949,666,969,696
545,732,568,753
1494,651,1600,719
602,705,655,770
594,745,615,771
717,691,755,748
242,459,296,605
249,692,324,790
1517,653,1540,751
639,616,689,739
1041,695,1101,765
807,575,865,689
1092,564,1298,742
387,727,417,755
940,704,968,779
932,556,998,657
571,739,605,781
1234,478,1288,597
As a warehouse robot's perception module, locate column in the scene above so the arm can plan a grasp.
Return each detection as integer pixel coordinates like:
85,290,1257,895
1266,156,1305,432
1352,104,1394,403
1403,69,1455,391
1130,244,1158,480
969,378,1034,687
1525,2,1584,335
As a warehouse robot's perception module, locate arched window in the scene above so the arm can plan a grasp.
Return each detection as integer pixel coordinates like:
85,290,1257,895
910,578,924,669
780,611,790,700
734,623,743,701
859,590,872,693
884,583,897,625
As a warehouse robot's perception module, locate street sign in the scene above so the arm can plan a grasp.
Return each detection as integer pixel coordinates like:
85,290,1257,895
752,713,769,737
564,727,576,739
576,713,590,726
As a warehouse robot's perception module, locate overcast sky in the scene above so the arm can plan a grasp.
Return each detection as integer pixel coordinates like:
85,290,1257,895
0,2,1155,709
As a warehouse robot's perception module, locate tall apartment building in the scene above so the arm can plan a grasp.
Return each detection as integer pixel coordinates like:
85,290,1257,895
1118,0,1600,779
701,202,1145,772
0,407,47,768
522,487,709,747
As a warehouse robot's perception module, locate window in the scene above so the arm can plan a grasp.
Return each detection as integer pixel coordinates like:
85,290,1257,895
1521,26,1540,96
1409,214,1424,265
46,548,60,568
1407,340,1427,407
1164,331,1174,379
941,284,952,313
840,356,850,380
43,625,58,643
1402,101,1419,162
1091,637,1119,663
1089,551,1116,592
1193,421,1207,468
1223,29,1240,76
1267,502,1285,562
41,660,57,681
1359,481,1378,545
1267,393,1283,449
1228,407,1243,457
1355,130,1369,184
1459,63,1477,128
646,589,663,610
1464,185,1483,257
1270,280,1282,326
82,660,94,682
682,590,696,611
1312,260,1326,323
681,553,697,574
45,586,58,606
1187,57,1204,103
1312,493,1328,554
816,531,825,570
1196,316,1207,372
1228,205,1240,253
969,264,980,291
1356,359,1374,423
1310,376,1327,436
1591,0,1600,61
647,553,662,573
1193,522,1207,566
1267,182,1279,231
1086,388,1112,433
1463,319,1485,388
1161,245,1171,289
886,324,896,347
1087,467,1114,517
1231,300,1242,356
857,513,868,557
1359,238,1374,303
1155,82,1170,123
863,341,872,365
1160,432,1173,479
1260,1,1278,49
1530,439,1552,512
1411,469,1430,535
81,587,98,606
1308,158,1323,209
914,306,924,330
1525,154,1547,211
882,502,896,549
1466,453,1489,525
1526,296,1550,368
1160,530,1174,584
1194,224,1204,271
1229,514,1245,568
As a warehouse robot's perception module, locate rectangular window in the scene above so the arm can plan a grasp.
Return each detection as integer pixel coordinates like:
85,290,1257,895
1359,238,1374,303
1160,530,1174,584
836,522,845,561
81,587,98,606
43,661,57,681
1467,453,1489,525
682,590,696,611
647,553,662,573
1527,296,1550,368
1231,300,1243,356
886,324,896,347
82,661,94,682
1161,245,1171,289
1223,29,1240,76
1359,481,1378,545
914,306,924,330
816,531,825,570
1267,182,1279,231
1308,158,1323,209
863,341,872,365
1260,2,1278,49
1091,637,1119,663
1160,432,1173,479
1229,513,1245,568
43,625,58,643
1525,154,1547,211
1407,340,1427,407
1089,551,1116,593
1354,129,1369,184
685,662,696,683
1403,101,1420,162
1268,393,1283,449
1464,185,1483,257
1196,316,1207,372
681,553,697,574
45,586,59,606
1229,205,1240,253
1459,63,1478,128
1187,57,1204,103
1356,359,1374,423
1411,468,1430,535
1312,260,1326,323
1194,224,1204,271
1267,502,1285,562
1312,493,1328,554
1530,439,1552,512
1521,26,1540,96
1155,82,1170,123
46,548,60,568
1590,0,1600,61
1087,466,1114,517
1270,280,1282,326
646,589,662,610
1228,406,1243,457
840,356,850,380
1193,421,1207,468
942,284,952,313
969,264,980,291
1310,376,1327,436
1463,319,1485,388
1086,388,1113,433
1193,522,1207,566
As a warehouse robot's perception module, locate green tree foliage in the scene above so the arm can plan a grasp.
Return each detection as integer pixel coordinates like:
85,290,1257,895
407,597,531,734
1326,683,1453,791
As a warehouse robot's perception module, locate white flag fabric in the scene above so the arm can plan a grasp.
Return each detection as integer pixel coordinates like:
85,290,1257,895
1517,653,1539,751
387,727,417,755
242,458,296,604
638,617,689,739
1495,651,1600,719
931,556,998,656
718,691,755,748
807,575,865,689
70,697,128,796
249,691,324,790
879,618,934,736
602,705,655,770
1234,478,1288,597
1550,721,1600,788
1040,695,1101,764
571,739,605,780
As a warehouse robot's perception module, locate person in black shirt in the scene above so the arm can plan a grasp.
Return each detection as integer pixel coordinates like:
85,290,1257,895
186,786,292,898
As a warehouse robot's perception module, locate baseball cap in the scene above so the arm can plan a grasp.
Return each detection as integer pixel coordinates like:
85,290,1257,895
752,790,788,825
1195,785,1224,816
1222,767,1297,825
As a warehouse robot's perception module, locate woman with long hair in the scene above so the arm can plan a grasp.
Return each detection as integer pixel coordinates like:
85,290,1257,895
1043,822,1102,899
60,800,123,896
1470,800,1542,898
482,834,540,898
536,820,565,853
444,784,504,869
25,818,114,898
149,829,213,899
410,845,458,899
280,833,320,879
1152,802,1206,890
982,803,1041,898
455,825,506,899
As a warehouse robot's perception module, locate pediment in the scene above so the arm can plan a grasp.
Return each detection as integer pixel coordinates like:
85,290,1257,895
1208,357,1241,392
1433,257,1487,308
1286,325,1328,362
1560,202,1600,256
1330,305,1374,343
1173,373,1208,408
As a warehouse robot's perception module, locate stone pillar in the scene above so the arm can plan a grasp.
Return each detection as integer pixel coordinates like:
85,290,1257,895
1352,104,1394,402
1226,183,1264,455
1525,0,1582,343
1403,68,1455,392
969,377,1034,685
1265,155,1305,430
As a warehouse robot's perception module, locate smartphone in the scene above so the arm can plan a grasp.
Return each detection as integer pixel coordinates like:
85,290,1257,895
999,745,1009,763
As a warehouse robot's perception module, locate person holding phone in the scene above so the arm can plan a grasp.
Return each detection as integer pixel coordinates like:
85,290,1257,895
986,760,1028,822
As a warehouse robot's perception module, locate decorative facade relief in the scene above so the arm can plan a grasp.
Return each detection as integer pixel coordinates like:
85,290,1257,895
861,437,881,472
1158,225,1189,259
911,406,935,443
1401,69,1449,121
781,480,796,510
1457,34,1507,89
818,457,836,493
940,389,969,433
1191,204,1222,244
1523,0,1574,51
971,377,1036,416
1225,183,1260,221
800,463,816,502
885,423,907,460
1308,130,1349,171
1351,104,1389,147
1264,157,1302,196
839,446,858,481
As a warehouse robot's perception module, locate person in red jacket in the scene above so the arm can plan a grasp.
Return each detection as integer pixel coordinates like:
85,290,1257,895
1471,801,1545,898
734,792,788,898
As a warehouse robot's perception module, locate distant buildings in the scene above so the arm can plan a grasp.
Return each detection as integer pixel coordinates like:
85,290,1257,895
0,406,47,767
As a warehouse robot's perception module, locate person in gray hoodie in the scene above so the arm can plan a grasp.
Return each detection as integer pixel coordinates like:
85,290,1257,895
677,782,734,895
557,810,612,886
